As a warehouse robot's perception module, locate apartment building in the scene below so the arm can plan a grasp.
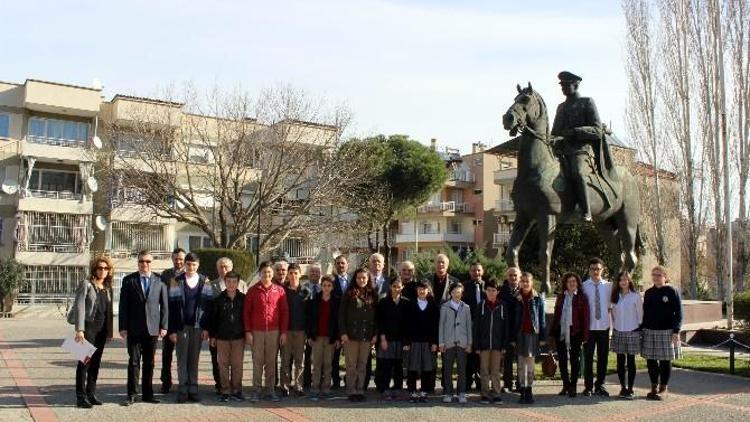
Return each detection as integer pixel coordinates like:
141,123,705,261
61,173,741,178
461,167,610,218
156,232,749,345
394,140,504,261
0,79,101,303
0,77,336,304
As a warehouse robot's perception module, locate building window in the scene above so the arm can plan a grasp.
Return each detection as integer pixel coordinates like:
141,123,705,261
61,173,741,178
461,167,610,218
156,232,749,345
15,212,90,253
448,220,462,234
188,235,212,251
0,114,9,138
26,169,81,199
28,117,89,146
421,221,440,234
110,222,170,254
18,265,88,303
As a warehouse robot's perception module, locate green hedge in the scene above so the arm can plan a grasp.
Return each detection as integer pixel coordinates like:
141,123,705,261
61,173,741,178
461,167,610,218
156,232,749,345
193,248,256,282
735,290,750,331
412,247,508,283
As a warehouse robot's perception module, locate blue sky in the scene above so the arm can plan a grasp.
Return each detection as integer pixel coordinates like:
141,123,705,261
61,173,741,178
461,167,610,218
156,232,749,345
3,0,628,153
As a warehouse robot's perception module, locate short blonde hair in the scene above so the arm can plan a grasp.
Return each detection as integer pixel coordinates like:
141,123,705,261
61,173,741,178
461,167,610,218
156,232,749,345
651,265,669,278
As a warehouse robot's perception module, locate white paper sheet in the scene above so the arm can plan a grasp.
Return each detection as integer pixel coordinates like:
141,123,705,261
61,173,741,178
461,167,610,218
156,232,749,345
61,335,97,364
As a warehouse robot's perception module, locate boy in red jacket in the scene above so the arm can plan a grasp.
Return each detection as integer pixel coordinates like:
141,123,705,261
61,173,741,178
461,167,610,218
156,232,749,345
244,261,289,402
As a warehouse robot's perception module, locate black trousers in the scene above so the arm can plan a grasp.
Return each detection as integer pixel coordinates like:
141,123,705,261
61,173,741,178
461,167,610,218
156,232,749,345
407,371,434,393
617,353,637,389
646,359,672,386
159,337,175,388
127,334,157,399
303,342,312,389
584,329,610,390
210,344,221,390
556,334,583,389
75,322,107,400
375,357,403,393
503,343,517,389
464,351,480,391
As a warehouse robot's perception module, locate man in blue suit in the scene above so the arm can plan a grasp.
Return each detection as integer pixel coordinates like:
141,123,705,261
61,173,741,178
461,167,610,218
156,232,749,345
119,250,169,406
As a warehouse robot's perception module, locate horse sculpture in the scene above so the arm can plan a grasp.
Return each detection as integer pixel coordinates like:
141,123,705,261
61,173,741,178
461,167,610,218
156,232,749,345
500,84,642,294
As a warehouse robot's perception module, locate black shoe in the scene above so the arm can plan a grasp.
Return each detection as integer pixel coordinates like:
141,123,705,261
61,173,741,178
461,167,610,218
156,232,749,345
480,396,490,405
624,389,634,400
120,396,136,406
646,392,662,401
220,394,230,402
77,398,93,408
581,388,593,397
87,395,103,405
493,396,503,404
187,393,200,403
177,393,188,403
348,395,357,402
595,386,610,397
518,388,527,404
618,387,628,398
568,389,577,398
161,384,171,394
558,386,568,396
357,394,366,402
527,387,535,404
142,396,160,404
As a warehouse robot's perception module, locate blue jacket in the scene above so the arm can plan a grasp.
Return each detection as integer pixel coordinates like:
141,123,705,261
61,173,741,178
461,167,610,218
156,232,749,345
167,273,215,334
513,290,546,338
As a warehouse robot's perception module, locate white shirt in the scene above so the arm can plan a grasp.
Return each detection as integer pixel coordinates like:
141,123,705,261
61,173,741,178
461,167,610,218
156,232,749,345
611,291,643,332
582,278,612,330
185,273,200,289
417,298,428,311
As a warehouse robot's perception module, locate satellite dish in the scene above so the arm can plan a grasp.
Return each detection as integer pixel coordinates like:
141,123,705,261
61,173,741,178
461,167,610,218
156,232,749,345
86,176,98,193
94,216,107,231
1,179,18,195
92,136,102,149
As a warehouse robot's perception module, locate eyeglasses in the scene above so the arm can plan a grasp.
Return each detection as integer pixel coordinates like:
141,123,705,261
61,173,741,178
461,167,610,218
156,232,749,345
138,260,152,264
96,266,110,271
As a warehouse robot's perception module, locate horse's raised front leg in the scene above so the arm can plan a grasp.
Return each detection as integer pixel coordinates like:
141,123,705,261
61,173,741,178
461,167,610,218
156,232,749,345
504,213,534,270
537,213,557,296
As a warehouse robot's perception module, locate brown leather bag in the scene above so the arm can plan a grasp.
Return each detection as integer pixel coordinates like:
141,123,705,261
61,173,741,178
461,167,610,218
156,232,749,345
542,352,558,378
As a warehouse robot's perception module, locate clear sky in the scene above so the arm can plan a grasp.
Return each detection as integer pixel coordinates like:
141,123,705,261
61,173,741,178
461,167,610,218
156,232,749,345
3,0,628,153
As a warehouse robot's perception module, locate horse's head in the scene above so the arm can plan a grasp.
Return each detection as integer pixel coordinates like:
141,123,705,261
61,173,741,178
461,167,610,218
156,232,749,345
502,83,547,137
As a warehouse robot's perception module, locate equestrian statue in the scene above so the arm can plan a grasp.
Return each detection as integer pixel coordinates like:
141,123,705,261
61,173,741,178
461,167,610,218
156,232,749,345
500,71,642,294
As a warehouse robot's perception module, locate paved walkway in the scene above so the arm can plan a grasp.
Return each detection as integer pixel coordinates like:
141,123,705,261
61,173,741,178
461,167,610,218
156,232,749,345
1,316,749,422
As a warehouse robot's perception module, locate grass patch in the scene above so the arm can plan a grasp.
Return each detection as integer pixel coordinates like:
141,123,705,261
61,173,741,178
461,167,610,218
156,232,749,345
672,352,750,377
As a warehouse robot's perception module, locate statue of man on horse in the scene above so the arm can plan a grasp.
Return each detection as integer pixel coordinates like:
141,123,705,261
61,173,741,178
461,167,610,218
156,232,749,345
551,71,619,222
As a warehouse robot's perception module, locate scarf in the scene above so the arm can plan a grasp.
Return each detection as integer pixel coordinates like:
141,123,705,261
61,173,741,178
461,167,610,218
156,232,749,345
560,290,576,349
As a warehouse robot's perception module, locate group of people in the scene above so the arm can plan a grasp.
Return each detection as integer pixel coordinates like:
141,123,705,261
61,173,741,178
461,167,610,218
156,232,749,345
71,249,682,409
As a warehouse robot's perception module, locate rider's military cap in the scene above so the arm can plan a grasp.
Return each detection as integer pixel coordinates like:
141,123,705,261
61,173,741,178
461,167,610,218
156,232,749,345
558,71,582,84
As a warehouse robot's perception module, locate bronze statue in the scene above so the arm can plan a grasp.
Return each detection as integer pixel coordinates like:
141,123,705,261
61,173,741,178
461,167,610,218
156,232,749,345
499,77,642,294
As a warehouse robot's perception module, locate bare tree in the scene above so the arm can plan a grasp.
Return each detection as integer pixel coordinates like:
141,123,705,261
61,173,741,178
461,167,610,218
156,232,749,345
624,0,669,265
727,0,750,290
97,84,369,255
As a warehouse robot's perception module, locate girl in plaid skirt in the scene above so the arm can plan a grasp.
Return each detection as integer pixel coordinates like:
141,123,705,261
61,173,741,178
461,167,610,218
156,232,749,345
610,271,642,399
641,266,682,400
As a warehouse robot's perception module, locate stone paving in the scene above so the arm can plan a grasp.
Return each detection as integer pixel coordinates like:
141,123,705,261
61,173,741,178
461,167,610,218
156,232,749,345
1,315,749,422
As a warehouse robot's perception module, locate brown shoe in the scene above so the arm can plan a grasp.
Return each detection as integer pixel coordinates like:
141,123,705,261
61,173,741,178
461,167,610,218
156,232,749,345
658,385,668,396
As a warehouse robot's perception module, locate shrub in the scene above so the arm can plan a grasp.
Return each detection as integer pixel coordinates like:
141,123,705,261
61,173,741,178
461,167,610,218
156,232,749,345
0,258,24,298
193,248,255,282
734,290,750,331
411,247,508,283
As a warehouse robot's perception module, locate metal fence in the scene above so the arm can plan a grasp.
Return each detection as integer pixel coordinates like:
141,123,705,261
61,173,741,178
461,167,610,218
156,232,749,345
15,212,91,253
110,221,170,254
17,265,88,304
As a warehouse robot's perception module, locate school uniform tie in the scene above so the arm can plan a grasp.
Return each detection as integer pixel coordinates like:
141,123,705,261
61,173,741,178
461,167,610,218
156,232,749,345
594,283,601,320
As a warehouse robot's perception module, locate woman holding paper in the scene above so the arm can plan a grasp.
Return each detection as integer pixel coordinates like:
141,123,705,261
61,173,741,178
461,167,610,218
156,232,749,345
74,256,114,408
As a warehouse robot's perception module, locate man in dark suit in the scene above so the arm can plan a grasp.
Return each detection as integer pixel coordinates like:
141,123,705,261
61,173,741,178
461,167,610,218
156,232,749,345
462,262,486,392
119,250,169,406
369,253,390,299
331,255,349,389
158,247,185,394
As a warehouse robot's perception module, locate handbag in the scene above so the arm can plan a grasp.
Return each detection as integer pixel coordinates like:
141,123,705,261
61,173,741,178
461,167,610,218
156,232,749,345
542,351,558,378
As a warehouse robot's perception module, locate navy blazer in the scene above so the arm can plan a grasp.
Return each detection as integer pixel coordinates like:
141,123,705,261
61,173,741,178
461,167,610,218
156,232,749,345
118,272,169,337
332,273,350,298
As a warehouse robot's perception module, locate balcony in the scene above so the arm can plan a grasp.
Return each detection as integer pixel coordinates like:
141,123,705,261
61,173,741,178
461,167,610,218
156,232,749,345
23,79,102,117
494,167,517,185
493,232,511,247
417,201,472,215
108,222,172,260
495,199,515,213
395,232,474,244
14,212,91,266
446,170,475,187
21,188,82,201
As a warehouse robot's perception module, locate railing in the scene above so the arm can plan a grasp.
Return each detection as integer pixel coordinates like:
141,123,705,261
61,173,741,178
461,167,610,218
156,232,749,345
26,135,87,148
455,202,473,213
15,212,91,253
110,222,171,254
16,265,88,305
495,199,515,212
493,232,511,246
418,201,455,213
449,170,475,183
20,188,83,201
493,168,517,183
